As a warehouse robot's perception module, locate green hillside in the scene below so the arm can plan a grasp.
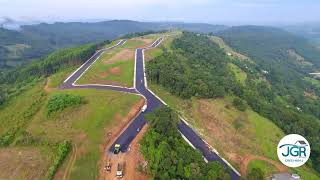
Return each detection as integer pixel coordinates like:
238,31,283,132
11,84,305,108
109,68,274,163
146,31,320,178
0,40,142,179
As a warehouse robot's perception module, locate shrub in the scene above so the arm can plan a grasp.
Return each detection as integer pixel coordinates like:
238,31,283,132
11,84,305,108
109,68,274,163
46,141,71,180
232,97,247,111
46,94,83,116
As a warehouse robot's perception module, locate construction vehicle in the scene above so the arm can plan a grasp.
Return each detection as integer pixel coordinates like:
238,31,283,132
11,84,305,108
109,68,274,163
114,144,121,154
116,163,123,178
104,159,111,172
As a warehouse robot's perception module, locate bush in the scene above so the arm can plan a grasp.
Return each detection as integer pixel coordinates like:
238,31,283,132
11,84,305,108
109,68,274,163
46,141,71,180
232,97,247,111
46,94,84,116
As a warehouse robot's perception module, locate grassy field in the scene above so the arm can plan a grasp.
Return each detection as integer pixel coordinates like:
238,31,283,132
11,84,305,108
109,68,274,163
210,36,251,62
144,31,182,61
248,160,277,176
305,77,320,89
77,36,159,87
148,84,319,179
48,67,78,88
103,40,121,49
122,39,147,49
0,75,142,179
228,63,247,85
28,88,141,179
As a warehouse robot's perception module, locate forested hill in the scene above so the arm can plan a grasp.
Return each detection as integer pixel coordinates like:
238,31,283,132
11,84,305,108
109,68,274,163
215,26,320,173
147,31,320,174
217,26,320,71
0,20,226,70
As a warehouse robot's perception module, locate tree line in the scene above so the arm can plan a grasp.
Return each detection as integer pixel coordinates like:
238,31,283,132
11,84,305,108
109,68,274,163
141,107,231,179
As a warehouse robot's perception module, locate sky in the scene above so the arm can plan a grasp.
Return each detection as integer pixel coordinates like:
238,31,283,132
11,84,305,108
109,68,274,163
0,0,319,25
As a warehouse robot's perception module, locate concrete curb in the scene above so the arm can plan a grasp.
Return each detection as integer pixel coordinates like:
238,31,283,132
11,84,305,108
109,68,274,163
64,39,126,85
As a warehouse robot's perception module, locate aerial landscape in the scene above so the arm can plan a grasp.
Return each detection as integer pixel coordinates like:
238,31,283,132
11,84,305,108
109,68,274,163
0,0,320,180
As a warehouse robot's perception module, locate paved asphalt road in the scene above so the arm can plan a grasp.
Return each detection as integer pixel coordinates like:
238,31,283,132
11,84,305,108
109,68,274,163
111,38,240,179
60,39,131,93
60,37,240,179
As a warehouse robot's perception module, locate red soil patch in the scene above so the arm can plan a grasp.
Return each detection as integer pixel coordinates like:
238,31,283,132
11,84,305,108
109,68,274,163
133,37,154,48
104,49,134,65
99,72,109,78
110,67,121,75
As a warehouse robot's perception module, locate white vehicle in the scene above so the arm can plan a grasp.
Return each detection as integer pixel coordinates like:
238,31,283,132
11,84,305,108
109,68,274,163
291,174,301,179
141,104,147,112
116,163,123,178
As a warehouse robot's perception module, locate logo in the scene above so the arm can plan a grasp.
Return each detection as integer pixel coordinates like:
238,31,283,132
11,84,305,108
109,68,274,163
277,134,310,167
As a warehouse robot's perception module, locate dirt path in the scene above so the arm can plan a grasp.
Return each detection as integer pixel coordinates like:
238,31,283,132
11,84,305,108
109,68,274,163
62,144,78,180
44,78,56,93
240,155,288,177
98,99,146,180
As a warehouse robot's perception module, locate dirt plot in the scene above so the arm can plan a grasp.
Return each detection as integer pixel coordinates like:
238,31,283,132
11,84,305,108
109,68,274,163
104,49,134,65
0,147,50,180
110,67,121,75
98,99,148,180
133,37,154,45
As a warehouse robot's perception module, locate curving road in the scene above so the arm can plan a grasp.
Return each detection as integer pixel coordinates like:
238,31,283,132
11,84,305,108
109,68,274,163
60,39,135,94
61,37,240,180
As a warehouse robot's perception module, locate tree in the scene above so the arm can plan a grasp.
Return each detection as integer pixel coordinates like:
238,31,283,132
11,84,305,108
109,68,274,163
232,97,247,111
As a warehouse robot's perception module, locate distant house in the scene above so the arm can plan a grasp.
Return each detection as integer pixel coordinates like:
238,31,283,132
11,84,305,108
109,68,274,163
271,173,301,180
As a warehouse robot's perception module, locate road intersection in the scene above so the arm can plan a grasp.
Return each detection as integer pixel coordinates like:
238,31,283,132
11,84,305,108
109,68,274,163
60,37,240,179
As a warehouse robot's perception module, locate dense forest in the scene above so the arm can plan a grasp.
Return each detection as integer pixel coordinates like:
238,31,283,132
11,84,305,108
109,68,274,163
141,107,231,179
146,31,320,174
147,32,241,98
0,20,226,70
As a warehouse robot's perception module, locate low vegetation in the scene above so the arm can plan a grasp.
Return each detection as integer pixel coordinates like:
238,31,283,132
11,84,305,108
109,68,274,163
0,39,142,179
77,34,158,86
46,141,71,180
247,168,264,180
46,94,84,116
141,107,230,179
